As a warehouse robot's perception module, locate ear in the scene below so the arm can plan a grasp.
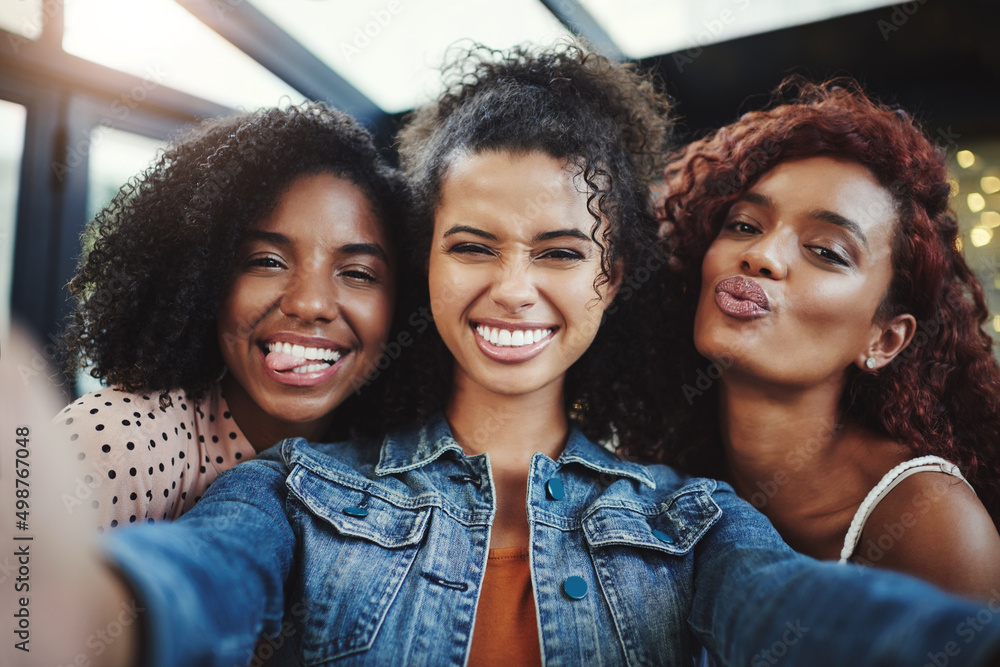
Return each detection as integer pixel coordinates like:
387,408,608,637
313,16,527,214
857,313,917,371
602,260,624,307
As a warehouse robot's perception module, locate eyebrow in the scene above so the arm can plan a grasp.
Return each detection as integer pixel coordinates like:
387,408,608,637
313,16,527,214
738,192,869,249
442,225,592,243
242,231,388,261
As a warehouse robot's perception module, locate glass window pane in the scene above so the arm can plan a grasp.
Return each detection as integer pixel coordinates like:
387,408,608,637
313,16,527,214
76,126,168,395
0,99,26,342
952,141,1000,355
580,0,900,59
63,0,305,110
0,0,44,41
249,0,573,113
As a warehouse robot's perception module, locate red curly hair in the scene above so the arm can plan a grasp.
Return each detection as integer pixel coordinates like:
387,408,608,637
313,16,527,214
658,77,1000,525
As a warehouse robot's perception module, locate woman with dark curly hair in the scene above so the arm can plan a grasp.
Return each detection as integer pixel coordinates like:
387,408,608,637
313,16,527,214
41,44,1000,667
55,102,408,529
659,78,1000,598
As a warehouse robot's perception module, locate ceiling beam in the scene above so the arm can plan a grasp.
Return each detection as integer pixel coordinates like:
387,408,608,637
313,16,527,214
537,0,625,61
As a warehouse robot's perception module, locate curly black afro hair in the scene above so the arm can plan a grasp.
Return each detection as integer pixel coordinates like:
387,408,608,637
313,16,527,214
387,42,675,459
62,102,410,425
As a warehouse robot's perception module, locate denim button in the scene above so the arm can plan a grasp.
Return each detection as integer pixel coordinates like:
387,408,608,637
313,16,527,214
652,529,674,544
564,576,588,600
343,506,368,518
545,478,565,501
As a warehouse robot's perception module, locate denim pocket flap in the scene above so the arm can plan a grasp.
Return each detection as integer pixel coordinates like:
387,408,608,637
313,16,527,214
583,488,721,555
287,466,430,549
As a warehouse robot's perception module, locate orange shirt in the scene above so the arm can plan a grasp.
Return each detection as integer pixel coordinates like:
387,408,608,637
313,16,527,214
468,547,542,666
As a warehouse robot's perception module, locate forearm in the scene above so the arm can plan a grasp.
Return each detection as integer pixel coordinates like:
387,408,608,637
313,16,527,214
692,493,1000,666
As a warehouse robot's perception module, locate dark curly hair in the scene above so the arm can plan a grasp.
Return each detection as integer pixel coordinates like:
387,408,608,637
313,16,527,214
658,77,1000,524
386,42,674,456
62,102,410,433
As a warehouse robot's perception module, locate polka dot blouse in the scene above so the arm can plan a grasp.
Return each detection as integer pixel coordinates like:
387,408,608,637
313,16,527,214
54,382,255,531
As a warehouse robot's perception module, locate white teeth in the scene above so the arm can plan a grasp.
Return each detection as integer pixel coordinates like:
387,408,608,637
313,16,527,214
266,342,343,365
475,326,553,348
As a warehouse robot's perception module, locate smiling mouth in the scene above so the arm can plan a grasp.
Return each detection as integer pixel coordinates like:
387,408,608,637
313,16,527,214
474,324,555,347
263,341,344,374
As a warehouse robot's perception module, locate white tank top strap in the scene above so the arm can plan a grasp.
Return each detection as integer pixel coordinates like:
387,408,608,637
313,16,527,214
838,455,972,564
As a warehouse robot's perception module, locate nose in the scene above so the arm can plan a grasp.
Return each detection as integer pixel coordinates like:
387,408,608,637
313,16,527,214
739,230,789,280
489,258,537,313
279,271,339,323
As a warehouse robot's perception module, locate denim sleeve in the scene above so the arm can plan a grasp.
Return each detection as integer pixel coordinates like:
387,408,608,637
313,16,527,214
103,451,295,667
689,485,1000,667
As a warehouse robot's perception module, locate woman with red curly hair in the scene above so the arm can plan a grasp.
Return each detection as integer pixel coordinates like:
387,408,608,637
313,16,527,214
659,78,1000,598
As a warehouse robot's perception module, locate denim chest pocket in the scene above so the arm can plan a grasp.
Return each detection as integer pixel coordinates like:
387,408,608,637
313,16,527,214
582,487,721,555
285,464,431,664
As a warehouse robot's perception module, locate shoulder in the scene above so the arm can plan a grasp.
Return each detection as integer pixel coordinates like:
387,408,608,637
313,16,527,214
858,466,1000,598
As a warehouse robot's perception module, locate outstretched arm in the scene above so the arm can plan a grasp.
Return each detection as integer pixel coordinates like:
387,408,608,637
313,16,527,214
690,484,1000,666
100,450,297,667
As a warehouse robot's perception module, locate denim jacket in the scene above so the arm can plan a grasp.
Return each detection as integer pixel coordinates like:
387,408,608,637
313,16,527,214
107,413,1000,666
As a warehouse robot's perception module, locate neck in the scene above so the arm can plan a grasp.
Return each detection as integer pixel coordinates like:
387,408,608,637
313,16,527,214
717,373,897,558
220,374,334,453
445,373,568,469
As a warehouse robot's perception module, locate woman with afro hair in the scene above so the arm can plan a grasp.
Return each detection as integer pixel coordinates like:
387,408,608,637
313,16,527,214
37,44,1000,667
56,102,410,529
658,77,1000,598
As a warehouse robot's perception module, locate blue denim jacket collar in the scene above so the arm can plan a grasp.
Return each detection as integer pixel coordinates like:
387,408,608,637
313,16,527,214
375,412,655,489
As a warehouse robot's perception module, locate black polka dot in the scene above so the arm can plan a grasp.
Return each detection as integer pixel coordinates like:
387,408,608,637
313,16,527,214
105,402,112,406
205,456,210,462
95,424,105,431
235,452,243,460
223,411,231,419
147,412,155,419
200,466,206,473
163,489,169,497
129,468,137,476
70,433,79,441
127,441,135,450
148,467,154,475
181,403,187,411
129,515,136,523
209,414,216,422
142,396,150,400
229,432,237,440
146,490,153,500
199,435,205,442
65,417,73,425
77,452,85,460
187,432,192,440
130,492,137,501
212,436,219,443
147,518,154,524
161,432,168,441
89,408,99,415
121,420,130,426
108,470,116,479
194,496,202,503
110,519,118,527
171,481,176,489
101,444,111,453
178,451,185,459
112,496,118,504
123,398,131,403
158,463,165,472
180,422,186,430
181,492,187,500
132,411,140,418
216,456,224,464
173,427,178,435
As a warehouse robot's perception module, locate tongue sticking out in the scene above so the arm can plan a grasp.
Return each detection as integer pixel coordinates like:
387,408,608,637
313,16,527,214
265,351,311,373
